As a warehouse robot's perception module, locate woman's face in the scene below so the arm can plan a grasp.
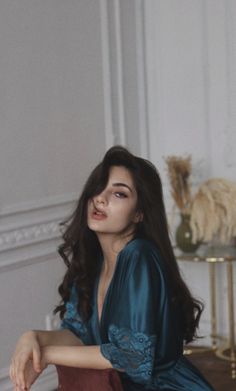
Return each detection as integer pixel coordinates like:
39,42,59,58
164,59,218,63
87,166,142,237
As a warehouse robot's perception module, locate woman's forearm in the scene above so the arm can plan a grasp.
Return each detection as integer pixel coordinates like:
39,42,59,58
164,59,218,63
33,329,83,347
43,345,113,370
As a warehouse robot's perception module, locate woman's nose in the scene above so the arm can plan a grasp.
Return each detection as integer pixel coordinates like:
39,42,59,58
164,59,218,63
94,192,106,205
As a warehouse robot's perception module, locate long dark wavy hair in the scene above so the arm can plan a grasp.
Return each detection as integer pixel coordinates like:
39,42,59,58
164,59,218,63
54,145,203,343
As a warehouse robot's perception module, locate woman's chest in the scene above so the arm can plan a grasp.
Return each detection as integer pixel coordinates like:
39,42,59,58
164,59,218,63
97,272,114,324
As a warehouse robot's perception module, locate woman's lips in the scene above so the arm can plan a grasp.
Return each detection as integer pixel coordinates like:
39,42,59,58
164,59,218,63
92,209,107,220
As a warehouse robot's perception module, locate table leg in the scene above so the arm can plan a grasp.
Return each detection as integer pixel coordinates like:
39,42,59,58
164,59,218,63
226,261,236,379
209,262,217,350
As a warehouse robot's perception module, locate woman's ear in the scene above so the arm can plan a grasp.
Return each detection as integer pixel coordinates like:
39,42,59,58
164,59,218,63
133,210,143,224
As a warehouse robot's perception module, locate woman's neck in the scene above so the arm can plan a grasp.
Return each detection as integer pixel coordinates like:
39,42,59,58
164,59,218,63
97,232,133,274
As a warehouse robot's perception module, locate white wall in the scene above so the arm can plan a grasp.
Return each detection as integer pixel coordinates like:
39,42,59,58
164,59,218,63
0,0,107,207
1,0,236,389
143,0,236,342
0,1,110,389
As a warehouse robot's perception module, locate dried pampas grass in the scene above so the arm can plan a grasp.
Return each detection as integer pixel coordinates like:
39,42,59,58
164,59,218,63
165,155,192,215
190,178,236,244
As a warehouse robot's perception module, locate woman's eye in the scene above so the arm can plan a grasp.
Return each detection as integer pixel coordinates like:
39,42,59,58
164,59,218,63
114,192,127,198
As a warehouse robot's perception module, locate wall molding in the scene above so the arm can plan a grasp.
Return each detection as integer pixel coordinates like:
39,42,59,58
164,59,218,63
100,0,114,149
225,0,236,168
100,0,127,148
201,0,212,176
100,0,150,155
0,192,77,217
0,220,60,252
203,0,236,177
134,0,150,158
142,0,163,162
0,193,77,271
112,0,126,145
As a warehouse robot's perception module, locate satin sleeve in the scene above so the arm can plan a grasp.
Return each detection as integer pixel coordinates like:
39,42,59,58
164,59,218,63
100,241,167,385
60,283,88,340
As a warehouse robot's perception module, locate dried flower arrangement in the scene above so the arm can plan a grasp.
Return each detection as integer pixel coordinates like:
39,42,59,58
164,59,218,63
190,178,236,244
165,155,192,215
165,154,236,245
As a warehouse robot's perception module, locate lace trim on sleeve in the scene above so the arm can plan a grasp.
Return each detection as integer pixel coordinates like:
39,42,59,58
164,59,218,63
100,324,156,384
60,287,87,337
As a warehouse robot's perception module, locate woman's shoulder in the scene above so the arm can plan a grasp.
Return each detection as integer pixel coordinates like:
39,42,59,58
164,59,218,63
115,238,167,293
122,237,160,257
118,237,163,271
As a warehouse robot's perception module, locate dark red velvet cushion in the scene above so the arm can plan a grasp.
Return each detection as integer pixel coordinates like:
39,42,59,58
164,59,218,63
56,366,124,391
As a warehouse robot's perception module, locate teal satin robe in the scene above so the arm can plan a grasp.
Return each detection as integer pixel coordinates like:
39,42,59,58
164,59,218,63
61,238,214,391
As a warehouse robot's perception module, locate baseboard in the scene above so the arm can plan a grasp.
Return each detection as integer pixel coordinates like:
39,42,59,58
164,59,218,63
0,365,58,391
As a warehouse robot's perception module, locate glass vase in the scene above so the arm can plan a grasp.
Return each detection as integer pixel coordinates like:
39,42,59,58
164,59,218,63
175,213,200,253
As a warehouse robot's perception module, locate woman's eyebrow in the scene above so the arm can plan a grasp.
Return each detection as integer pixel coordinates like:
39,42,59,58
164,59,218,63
112,182,133,193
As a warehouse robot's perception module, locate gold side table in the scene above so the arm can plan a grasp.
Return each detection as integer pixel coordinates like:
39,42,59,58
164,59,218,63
175,245,236,379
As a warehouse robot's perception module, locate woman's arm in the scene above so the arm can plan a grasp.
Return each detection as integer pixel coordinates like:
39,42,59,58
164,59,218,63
22,344,118,390
10,329,83,390
43,345,113,370
34,328,83,347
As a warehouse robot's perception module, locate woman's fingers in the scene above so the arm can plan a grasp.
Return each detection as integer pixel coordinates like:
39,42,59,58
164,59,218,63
14,352,29,390
10,332,41,389
24,359,42,389
10,359,18,387
32,346,41,373
9,361,15,382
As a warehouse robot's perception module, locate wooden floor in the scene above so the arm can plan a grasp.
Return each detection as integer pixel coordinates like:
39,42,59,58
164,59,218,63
188,349,236,391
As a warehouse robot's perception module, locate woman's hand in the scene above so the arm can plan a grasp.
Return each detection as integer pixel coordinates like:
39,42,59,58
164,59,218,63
9,331,42,390
19,359,42,390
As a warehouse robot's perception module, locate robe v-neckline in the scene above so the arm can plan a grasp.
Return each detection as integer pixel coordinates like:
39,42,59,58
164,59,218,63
95,250,122,330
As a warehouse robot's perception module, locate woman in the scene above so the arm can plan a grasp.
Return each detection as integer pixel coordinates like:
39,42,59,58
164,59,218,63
10,146,214,390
